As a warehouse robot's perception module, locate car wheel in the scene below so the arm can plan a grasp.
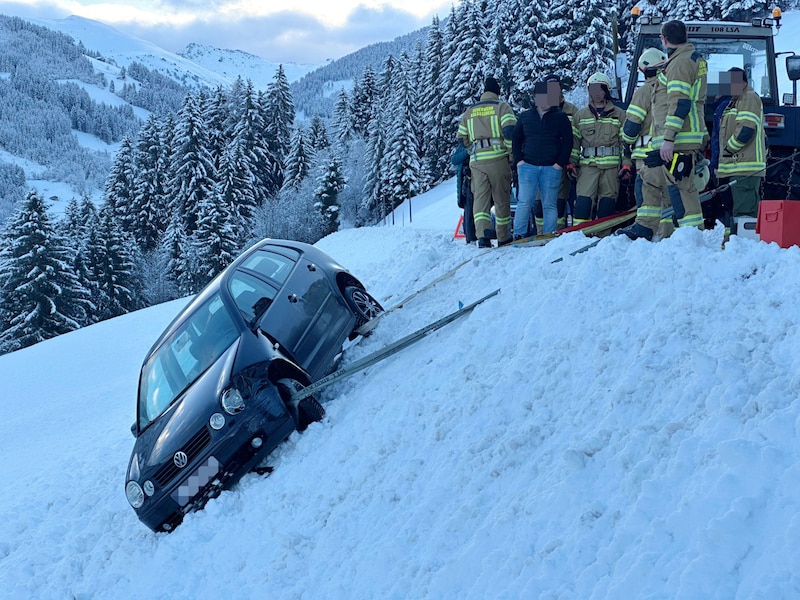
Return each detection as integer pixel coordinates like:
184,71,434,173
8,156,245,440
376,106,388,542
276,378,325,432
344,286,384,328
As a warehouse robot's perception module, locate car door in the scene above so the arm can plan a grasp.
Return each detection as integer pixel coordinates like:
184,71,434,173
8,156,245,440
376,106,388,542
239,248,352,379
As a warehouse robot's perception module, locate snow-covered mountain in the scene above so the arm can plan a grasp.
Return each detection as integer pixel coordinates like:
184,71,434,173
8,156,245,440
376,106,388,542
2,180,800,597
24,15,320,88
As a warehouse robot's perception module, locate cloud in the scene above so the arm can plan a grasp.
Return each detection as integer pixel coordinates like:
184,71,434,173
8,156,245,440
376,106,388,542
124,6,429,64
0,0,445,63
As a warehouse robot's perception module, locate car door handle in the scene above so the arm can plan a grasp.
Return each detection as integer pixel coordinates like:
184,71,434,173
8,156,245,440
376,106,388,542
287,294,298,303
307,263,316,272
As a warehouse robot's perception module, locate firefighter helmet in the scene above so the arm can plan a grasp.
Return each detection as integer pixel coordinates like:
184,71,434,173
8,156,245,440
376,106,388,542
587,72,612,89
638,47,667,71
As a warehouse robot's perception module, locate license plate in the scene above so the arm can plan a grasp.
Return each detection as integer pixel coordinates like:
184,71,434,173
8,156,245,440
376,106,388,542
171,456,220,507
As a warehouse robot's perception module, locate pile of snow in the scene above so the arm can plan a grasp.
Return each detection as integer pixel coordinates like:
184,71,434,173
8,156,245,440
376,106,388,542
2,177,800,598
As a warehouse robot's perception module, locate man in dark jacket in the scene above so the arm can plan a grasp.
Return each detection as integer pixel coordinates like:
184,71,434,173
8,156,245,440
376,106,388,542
452,145,477,243
512,79,573,236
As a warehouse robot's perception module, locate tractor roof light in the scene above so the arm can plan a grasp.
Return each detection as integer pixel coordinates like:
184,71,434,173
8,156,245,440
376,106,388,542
631,6,641,18
772,7,782,29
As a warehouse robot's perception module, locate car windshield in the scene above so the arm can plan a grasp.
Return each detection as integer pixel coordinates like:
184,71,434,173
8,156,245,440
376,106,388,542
138,294,238,429
635,34,772,103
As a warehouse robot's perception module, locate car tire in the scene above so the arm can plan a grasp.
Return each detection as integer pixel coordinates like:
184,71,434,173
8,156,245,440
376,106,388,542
343,286,384,333
276,378,325,432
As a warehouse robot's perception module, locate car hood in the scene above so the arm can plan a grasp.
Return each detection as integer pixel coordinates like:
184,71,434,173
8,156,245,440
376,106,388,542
128,340,240,481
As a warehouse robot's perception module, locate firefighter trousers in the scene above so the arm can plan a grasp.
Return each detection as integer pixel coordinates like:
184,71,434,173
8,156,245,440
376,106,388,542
471,157,512,242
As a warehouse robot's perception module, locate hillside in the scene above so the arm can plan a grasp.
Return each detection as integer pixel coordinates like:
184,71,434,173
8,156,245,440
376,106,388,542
1,180,800,597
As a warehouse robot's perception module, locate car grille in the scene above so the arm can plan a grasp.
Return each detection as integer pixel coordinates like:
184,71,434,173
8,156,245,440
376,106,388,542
153,427,212,486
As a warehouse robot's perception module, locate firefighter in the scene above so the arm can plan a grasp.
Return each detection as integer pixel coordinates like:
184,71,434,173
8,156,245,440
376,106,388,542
714,67,765,220
457,77,518,247
619,47,675,240
619,19,708,241
568,72,631,225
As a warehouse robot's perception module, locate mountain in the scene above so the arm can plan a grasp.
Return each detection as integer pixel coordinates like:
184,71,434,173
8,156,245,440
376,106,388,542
178,43,323,87
1,179,799,597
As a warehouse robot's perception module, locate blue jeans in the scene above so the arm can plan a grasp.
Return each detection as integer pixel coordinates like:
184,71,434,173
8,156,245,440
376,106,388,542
513,163,562,236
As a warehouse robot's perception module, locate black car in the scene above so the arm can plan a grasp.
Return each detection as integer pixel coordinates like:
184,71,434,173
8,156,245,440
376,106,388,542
125,239,382,532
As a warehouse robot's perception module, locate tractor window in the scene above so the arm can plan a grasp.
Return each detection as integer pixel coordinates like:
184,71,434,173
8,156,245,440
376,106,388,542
634,34,772,104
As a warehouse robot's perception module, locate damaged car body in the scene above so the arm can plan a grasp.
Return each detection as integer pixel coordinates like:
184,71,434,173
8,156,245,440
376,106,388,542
125,240,382,532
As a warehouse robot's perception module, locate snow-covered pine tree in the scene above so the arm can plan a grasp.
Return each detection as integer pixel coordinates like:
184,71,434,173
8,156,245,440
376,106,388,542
573,0,617,92
351,66,379,140
509,0,545,105
362,111,387,225
540,0,578,92
192,173,241,289
383,53,423,213
332,89,354,145
309,115,330,151
314,153,346,236
0,191,92,353
85,204,144,321
131,115,168,252
282,125,314,193
216,138,257,246
103,136,136,232
419,15,448,183
59,196,98,323
204,86,231,171
264,65,295,176
166,91,217,236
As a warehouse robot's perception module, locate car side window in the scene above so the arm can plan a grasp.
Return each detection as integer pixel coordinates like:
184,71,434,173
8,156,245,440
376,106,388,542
229,271,278,322
240,250,296,285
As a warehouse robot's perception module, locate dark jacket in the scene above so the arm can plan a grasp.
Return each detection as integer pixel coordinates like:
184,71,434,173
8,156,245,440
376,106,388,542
512,107,573,168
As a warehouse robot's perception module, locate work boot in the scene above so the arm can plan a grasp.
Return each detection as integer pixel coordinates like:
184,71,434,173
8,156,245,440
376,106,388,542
497,237,514,247
615,223,654,241
477,238,491,248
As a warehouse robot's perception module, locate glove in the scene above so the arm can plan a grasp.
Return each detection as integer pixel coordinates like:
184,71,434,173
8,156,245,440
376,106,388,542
668,153,693,181
565,163,578,180
618,165,633,182
643,149,664,168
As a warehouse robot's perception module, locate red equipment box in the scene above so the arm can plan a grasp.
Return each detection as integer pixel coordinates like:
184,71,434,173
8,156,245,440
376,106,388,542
757,200,800,248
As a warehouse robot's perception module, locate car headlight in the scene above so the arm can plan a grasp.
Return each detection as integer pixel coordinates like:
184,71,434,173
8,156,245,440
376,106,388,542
126,481,144,508
221,388,245,415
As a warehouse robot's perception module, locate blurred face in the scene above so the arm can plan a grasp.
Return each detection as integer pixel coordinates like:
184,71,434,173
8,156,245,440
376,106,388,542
588,83,607,104
535,82,561,110
718,71,747,96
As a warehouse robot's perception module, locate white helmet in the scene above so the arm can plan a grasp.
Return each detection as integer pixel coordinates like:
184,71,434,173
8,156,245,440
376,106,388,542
587,72,612,89
638,47,667,71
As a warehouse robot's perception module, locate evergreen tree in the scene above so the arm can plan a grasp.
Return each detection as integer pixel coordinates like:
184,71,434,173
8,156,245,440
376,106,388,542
282,126,314,193
314,153,346,236
420,16,448,183
264,66,295,171
574,0,617,88
509,0,545,105
332,90,354,144
167,91,216,236
230,83,279,203
104,136,136,231
192,176,241,289
352,66,379,139
309,116,330,151
540,0,578,92
85,205,143,321
0,191,92,353
131,115,168,252
362,113,388,225
384,54,424,209
216,138,256,247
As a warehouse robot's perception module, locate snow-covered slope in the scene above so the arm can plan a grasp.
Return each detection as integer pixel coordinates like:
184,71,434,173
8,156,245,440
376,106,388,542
179,43,321,86
1,179,800,598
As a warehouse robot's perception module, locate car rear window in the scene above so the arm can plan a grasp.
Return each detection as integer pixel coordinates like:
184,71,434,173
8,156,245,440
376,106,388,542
241,250,296,285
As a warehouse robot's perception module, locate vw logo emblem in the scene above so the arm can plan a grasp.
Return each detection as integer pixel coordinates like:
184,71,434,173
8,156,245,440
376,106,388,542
173,451,188,468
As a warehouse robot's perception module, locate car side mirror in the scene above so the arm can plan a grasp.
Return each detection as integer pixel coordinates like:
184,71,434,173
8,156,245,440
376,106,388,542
787,55,800,81
130,422,138,438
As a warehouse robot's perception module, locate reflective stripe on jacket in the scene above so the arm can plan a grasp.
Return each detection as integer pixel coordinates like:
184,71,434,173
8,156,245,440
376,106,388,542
622,77,657,160
717,86,766,177
457,92,517,163
571,104,630,169
652,43,708,151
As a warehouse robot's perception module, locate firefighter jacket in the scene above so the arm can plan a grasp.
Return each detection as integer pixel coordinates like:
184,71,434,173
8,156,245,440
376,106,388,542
652,43,708,151
561,98,579,119
717,85,765,177
622,76,657,161
571,103,631,169
457,92,517,164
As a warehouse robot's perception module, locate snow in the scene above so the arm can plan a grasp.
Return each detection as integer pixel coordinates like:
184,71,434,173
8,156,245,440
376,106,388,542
2,175,800,598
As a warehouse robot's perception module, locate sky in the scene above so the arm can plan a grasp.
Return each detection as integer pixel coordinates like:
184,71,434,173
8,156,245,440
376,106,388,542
0,0,457,64
2,175,800,597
